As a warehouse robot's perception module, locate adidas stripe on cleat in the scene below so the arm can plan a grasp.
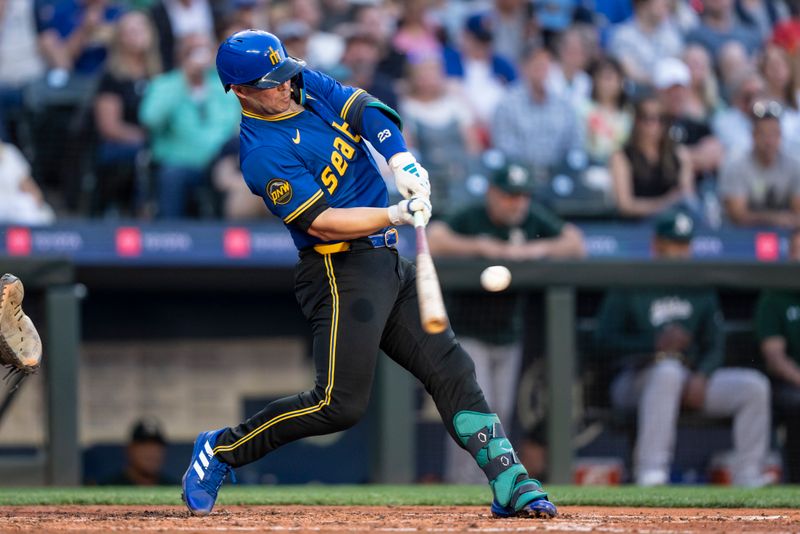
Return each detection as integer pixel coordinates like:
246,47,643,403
181,429,235,515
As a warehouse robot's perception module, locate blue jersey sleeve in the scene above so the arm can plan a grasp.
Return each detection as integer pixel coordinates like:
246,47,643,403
303,69,366,121
241,147,328,229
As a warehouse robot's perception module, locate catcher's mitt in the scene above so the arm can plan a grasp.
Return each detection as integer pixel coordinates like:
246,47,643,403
0,274,42,376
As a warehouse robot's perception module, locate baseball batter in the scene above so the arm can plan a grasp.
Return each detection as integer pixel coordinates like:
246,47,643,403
180,30,556,519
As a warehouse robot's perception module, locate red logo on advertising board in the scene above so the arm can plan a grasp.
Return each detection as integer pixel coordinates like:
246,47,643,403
116,227,142,257
6,228,32,256
224,228,251,258
755,232,780,262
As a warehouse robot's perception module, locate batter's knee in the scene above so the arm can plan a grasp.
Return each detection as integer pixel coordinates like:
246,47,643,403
324,393,370,431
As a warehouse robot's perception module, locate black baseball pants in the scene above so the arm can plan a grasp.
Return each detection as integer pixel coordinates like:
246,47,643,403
213,243,489,466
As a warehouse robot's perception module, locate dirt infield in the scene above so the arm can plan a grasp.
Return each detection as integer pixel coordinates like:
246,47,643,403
1,505,798,533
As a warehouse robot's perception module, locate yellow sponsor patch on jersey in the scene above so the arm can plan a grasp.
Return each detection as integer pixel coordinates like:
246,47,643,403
267,178,293,205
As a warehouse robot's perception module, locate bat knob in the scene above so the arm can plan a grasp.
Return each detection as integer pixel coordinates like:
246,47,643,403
413,210,426,228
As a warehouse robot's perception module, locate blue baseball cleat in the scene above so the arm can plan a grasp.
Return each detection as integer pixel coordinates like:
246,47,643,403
181,429,235,515
491,496,558,519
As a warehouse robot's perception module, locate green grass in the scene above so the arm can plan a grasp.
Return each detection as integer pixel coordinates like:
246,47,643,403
0,485,799,508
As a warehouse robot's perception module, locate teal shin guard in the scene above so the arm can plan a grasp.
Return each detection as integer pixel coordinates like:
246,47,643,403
453,411,548,512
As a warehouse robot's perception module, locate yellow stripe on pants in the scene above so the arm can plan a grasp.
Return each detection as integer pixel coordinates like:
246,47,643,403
212,254,339,455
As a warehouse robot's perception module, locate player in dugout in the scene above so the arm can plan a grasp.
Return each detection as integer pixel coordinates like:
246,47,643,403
755,229,800,483
595,209,773,487
179,30,557,519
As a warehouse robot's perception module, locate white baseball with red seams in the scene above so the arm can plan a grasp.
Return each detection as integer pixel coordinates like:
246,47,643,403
480,266,512,292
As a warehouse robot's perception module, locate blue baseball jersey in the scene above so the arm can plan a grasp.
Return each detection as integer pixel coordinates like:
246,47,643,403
239,69,390,250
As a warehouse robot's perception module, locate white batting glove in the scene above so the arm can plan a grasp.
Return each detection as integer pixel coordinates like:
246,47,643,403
389,151,431,199
388,196,432,226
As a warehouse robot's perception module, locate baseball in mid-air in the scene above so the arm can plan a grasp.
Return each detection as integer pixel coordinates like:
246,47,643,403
480,265,512,292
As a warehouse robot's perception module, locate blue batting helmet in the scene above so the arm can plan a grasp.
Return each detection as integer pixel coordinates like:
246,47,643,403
216,29,306,92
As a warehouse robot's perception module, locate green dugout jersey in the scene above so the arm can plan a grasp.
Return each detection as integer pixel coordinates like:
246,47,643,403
595,289,725,375
755,290,800,364
444,202,564,345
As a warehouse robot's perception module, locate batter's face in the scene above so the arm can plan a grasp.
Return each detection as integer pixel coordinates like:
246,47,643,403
233,80,293,116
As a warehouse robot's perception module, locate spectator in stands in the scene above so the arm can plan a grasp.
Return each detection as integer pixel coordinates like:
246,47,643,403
392,0,441,60
670,0,701,33
139,33,240,218
225,0,270,35
608,0,684,86
93,11,161,217
36,0,123,77
332,31,398,111
718,102,800,227
686,0,763,60
491,43,585,173
289,0,344,70
683,44,721,121
428,160,585,483
546,26,592,108
351,2,405,82
761,44,799,108
534,0,579,44
490,0,536,64
712,69,765,153
442,12,516,132
735,0,789,40
771,0,800,53
400,55,480,214
275,19,311,62
149,0,214,72
318,0,351,33
717,40,755,102
755,228,800,482
0,135,54,224
759,43,800,153
581,57,632,165
595,209,773,487
103,418,174,485
0,0,45,139
609,95,694,218
656,58,724,183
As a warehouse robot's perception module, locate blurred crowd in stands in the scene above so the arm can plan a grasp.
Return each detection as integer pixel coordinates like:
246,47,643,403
0,0,799,227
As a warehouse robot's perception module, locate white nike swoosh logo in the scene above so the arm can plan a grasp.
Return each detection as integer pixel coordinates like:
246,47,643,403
292,129,300,144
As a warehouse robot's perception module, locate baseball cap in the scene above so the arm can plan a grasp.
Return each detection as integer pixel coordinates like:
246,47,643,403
654,209,695,242
490,162,535,194
464,13,493,42
131,418,166,445
653,57,690,90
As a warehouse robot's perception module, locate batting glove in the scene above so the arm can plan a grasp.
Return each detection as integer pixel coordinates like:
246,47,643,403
388,196,432,226
389,152,431,199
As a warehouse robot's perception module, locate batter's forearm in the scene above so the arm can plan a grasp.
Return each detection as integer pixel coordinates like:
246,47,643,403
307,207,391,241
361,106,407,161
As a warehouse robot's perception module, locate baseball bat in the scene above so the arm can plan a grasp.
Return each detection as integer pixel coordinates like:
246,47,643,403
414,210,449,334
